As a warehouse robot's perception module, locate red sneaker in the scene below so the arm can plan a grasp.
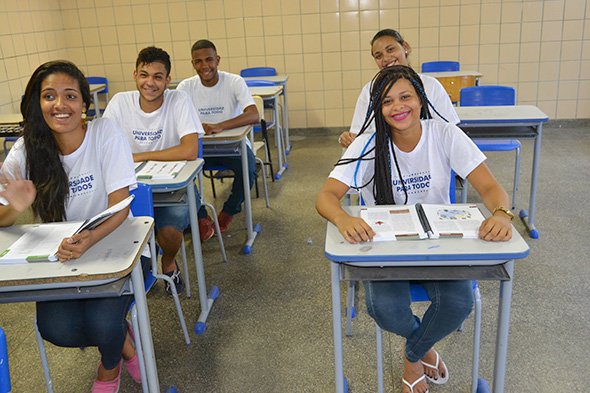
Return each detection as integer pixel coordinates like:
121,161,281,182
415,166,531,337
217,211,234,233
198,217,214,242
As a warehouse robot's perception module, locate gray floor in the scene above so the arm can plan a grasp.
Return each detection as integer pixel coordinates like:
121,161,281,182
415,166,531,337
1,124,589,393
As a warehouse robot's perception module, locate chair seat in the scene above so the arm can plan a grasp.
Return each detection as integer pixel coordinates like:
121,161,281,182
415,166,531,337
475,138,520,152
252,141,265,155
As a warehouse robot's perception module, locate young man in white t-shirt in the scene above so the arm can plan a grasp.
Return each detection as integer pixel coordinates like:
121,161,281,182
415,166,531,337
104,46,207,295
177,39,259,234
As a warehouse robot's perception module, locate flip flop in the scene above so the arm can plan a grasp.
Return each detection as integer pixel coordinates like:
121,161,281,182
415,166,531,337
402,374,429,393
421,350,449,385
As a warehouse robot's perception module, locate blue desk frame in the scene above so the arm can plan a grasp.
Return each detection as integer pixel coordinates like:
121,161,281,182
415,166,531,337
324,206,530,393
202,126,261,255
142,159,219,334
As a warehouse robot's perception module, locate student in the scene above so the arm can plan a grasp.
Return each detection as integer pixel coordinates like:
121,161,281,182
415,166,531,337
0,60,146,392
316,66,513,393
176,39,258,234
104,46,206,295
338,28,459,148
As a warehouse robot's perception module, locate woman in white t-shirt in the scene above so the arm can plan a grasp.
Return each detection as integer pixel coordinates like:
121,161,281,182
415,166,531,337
0,61,145,393
317,66,513,393
338,28,459,148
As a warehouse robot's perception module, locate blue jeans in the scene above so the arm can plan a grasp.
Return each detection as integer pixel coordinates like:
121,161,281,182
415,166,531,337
364,280,473,362
199,146,257,218
154,185,201,232
36,256,151,370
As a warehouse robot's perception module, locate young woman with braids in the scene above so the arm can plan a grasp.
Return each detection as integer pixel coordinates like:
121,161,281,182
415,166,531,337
316,65,513,393
338,28,459,148
0,61,147,392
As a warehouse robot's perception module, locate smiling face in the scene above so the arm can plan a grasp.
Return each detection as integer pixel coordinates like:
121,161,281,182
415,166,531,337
381,78,422,137
371,36,410,70
191,47,220,87
134,61,170,112
40,72,86,137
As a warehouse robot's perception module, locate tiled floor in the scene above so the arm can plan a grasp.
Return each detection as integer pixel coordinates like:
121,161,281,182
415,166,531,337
1,125,589,392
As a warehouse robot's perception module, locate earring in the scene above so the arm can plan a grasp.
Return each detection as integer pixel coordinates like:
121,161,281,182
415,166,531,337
405,50,408,55
81,111,87,120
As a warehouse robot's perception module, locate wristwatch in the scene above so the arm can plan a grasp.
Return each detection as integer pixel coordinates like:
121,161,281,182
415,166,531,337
493,206,514,220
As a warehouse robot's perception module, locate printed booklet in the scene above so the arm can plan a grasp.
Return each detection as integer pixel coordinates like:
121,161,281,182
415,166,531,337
360,204,486,241
135,161,186,180
0,195,134,264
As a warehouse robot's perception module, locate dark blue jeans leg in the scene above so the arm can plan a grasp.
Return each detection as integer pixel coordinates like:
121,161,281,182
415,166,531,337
364,279,473,362
36,256,151,370
203,147,257,216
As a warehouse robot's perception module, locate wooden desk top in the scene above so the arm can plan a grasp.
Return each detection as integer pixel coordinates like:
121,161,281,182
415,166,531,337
0,113,23,126
242,75,288,84
89,83,106,93
248,85,283,97
422,70,483,78
0,217,153,289
201,125,252,143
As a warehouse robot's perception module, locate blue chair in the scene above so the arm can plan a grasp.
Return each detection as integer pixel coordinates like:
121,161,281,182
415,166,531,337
460,85,521,209
0,327,11,393
421,61,460,72
86,76,109,118
240,67,277,78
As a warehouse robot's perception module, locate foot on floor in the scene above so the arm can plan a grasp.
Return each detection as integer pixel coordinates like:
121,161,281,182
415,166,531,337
217,211,234,233
198,217,214,242
421,349,449,385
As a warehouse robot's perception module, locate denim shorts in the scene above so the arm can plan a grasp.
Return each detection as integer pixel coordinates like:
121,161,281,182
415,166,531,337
154,205,191,232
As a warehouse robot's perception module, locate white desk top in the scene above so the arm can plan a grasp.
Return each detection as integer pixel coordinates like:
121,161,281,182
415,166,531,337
456,105,549,124
422,70,483,78
243,75,288,84
137,158,203,191
0,217,153,289
249,85,283,97
324,206,529,265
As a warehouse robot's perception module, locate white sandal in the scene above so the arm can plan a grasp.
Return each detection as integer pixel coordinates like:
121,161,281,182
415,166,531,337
402,374,429,393
421,350,449,385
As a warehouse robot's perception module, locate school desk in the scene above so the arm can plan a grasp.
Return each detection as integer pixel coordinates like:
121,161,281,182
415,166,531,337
139,158,220,334
201,125,261,254
324,205,530,393
456,105,549,238
242,74,291,153
422,70,483,82
0,218,162,392
248,85,288,180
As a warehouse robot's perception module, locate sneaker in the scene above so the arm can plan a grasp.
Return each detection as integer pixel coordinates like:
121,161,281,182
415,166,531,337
124,321,141,384
198,217,214,242
91,362,122,393
164,268,185,295
217,211,234,233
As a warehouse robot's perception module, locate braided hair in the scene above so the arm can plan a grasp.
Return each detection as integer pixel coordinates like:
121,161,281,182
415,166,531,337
335,65,434,205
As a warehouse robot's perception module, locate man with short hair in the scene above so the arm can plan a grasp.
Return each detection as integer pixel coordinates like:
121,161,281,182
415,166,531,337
104,46,209,295
177,39,258,234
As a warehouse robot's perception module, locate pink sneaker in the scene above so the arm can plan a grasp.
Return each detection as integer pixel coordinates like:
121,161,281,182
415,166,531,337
125,321,142,384
91,362,121,393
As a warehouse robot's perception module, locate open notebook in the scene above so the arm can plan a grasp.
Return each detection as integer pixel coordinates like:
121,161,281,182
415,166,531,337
135,161,186,180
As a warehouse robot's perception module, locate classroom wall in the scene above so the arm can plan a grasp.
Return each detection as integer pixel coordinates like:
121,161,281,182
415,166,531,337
1,0,589,125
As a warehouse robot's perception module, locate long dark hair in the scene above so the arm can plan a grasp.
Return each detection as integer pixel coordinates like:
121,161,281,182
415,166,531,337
336,65,431,205
20,60,91,222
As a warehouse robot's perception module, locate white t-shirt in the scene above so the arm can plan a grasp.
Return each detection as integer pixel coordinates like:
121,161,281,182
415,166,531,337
349,74,460,135
176,71,255,124
0,118,136,221
103,89,204,153
329,119,485,206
